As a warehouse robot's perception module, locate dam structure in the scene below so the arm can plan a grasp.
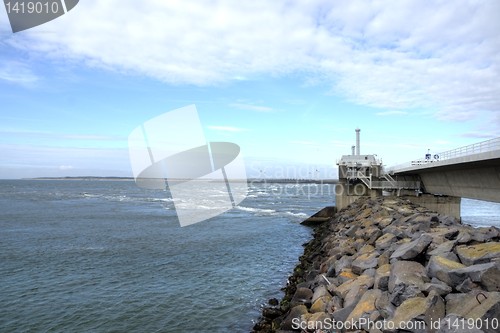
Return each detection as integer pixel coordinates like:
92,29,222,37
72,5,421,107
335,130,500,219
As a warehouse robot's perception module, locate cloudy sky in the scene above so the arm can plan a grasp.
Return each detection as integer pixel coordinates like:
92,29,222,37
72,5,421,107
1,0,499,179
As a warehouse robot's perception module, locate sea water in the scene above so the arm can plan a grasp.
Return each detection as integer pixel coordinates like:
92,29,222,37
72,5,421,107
0,180,332,332
0,180,498,332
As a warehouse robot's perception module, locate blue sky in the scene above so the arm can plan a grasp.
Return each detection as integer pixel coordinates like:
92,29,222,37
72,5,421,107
1,0,499,179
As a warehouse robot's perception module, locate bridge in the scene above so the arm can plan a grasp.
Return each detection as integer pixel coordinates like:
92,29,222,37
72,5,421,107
388,137,500,203
335,130,500,219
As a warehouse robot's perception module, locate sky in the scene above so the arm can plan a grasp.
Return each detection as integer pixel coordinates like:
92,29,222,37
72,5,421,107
1,0,499,179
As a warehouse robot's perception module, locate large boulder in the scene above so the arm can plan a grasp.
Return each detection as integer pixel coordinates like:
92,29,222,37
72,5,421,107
290,287,313,307
445,292,500,333
448,262,499,291
427,255,466,286
281,304,309,331
375,233,397,251
390,233,433,260
331,274,374,299
375,264,391,291
455,242,500,266
388,291,445,333
351,250,380,274
389,261,429,306
346,289,383,327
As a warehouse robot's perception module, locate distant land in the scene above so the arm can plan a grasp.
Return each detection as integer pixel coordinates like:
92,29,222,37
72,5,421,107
26,176,339,184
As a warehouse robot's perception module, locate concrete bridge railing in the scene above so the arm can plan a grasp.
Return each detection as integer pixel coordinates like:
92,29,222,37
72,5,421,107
387,137,500,173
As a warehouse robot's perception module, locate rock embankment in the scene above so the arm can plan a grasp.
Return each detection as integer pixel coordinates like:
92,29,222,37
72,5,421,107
253,197,500,333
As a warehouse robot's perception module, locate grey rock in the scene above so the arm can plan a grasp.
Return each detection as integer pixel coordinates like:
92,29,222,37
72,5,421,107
390,283,424,307
375,233,397,251
352,250,379,275
428,240,456,257
391,233,433,260
445,292,500,333
343,283,368,308
281,305,309,331
311,285,330,304
471,227,500,243
426,255,466,286
344,225,359,237
423,278,453,296
455,242,500,266
389,291,445,333
389,261,428,306
290,287,313,307
456,277,480,293
449,262,497,289
374,264,391,291
480,261,500,292
333,255,353,276
375,291,396,319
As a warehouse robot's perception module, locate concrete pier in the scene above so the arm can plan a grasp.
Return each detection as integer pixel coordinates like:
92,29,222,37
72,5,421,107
402,194,461,220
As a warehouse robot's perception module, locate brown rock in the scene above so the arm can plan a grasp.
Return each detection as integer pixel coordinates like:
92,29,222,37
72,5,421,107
310,295,331,313
389,291,445,333
352,250,379,275
332,274,374,299
346,289,382,324
426,255,466,286
455,242,500,266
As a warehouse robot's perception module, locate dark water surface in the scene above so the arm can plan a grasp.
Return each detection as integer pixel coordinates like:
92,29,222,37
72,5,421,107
0,180,334,332
1,180,498,332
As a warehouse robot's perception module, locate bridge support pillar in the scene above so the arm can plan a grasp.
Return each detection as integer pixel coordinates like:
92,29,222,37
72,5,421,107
335,182,382,211
402,194,461,221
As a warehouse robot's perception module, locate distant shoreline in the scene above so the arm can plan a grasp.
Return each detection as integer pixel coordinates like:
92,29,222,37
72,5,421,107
22,176,339,184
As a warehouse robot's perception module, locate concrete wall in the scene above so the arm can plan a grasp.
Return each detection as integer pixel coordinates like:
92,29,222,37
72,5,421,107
403,194,461,220
335,183,379,211
418,165,500,203
395,156,500,203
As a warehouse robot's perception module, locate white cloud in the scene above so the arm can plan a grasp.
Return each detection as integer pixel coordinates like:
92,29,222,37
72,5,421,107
0,61,39,85
207,125,247,132
5,0,500,122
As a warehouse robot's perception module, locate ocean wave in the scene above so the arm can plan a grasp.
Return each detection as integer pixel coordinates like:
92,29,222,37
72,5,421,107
283,211,309,218
236,206,276,214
